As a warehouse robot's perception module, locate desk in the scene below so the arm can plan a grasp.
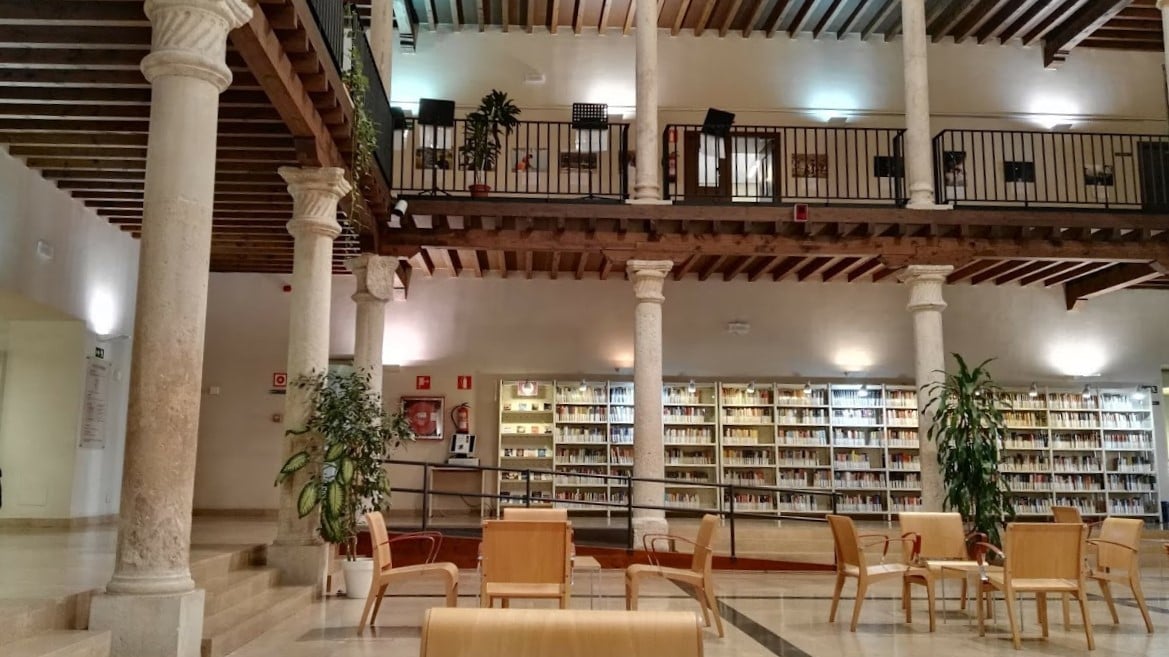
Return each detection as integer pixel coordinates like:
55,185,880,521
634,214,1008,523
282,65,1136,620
427,466,488,519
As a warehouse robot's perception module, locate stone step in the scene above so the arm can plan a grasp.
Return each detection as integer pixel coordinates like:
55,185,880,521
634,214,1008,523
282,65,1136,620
200,586,313,657
202,568,281,617
0,599,83,645
0,631,109,657
190,546,265,585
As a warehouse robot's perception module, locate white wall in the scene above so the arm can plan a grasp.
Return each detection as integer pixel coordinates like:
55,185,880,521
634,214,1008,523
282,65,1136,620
0,149,139,520
393,30,1167,132
195,272,1169,511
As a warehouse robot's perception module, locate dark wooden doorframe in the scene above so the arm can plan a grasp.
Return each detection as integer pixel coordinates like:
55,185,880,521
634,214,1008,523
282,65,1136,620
1138,141,1169,212
683,131,781,203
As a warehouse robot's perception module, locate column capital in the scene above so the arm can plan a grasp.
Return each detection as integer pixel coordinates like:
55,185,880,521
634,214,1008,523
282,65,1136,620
627,260,673,303
899,264,953,313
141,0,252,91
281,167,351,240
347,254,398,302
1158,0,1169,11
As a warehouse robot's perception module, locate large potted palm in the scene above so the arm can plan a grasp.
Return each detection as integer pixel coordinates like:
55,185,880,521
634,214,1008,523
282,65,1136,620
922,354,1015,548
459,89,521,198
274,369,414,596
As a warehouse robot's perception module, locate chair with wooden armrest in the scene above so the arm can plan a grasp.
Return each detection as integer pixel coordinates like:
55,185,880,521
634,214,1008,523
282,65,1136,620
480,519,573,609
1050,505,1104,629
625,513,723,638
826,514,914,632
897,511,986,631
1086,517,1152,633
358,511,459,634
975,523,1094,651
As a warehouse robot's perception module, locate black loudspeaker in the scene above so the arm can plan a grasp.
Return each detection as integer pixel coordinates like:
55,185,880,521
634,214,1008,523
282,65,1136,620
701,108,736,138
571,103,608,130
389,106,408,132
418,98,455,127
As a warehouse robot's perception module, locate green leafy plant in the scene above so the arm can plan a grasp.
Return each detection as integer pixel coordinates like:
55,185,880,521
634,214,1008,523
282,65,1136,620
341,7,378,232
459,89,521,186
275,370,414,560
923,354,1015,547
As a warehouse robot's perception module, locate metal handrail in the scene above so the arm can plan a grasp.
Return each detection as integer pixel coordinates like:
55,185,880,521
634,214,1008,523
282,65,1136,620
383,457,841,559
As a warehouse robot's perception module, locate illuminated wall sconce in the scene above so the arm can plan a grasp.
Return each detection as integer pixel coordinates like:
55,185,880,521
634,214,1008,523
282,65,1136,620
1028,383,1039,398
687,379,697,394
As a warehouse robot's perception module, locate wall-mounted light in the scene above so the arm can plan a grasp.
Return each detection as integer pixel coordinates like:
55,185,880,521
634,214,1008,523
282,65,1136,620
1081,385,1092,399
1028,383,1039,399
804,382,813,396
687,379,697,394
1132,387,1146,401
746,381,756,395
578,381,588,393
857,383,869,398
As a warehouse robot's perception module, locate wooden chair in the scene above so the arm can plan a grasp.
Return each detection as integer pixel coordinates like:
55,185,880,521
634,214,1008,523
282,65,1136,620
897,511,983,631
625,514,724,637
1050,505,1103,629
1086,517,1153,633
358,511,459,634
480,519,573,609
976,523,1094,651
826,514,914,632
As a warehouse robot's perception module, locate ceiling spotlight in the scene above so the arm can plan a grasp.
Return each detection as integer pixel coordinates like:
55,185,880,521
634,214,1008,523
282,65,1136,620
857,384,869,398
1132,387,1147,401
579,381,588,393
1081,385,1091,399
746,381,756,395
687,379,697,394
804,382,813,396
1028,383,1039,399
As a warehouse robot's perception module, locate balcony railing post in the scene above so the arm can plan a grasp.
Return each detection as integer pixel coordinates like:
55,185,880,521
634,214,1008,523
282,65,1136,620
660,126,671,201
626,475,634,551
421,462,430,531
524,469,532,508
620,124,630,201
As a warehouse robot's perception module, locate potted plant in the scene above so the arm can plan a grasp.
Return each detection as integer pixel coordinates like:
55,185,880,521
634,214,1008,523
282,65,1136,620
274,369,414,597
923,354,1015,548
459,89,521,198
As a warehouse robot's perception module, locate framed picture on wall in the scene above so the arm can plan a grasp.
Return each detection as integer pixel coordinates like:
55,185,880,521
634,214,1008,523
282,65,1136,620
791,154,829,179
401,395,445,440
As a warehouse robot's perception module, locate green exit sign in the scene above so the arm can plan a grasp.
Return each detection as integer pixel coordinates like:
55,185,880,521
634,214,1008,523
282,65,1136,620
94,347,105,359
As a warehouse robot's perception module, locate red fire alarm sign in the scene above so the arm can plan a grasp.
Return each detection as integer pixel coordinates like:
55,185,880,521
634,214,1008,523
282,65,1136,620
416,375,431,390
793,204,810,223
457,375,473,390
272,372,287,389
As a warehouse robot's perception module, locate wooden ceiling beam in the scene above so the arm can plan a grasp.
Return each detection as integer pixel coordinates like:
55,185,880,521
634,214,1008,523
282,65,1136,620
945,259,999,283
764,0,794,38
423,0,439,31
796,256,832,281
599,0,614,31
623,0,635,33
742,0,768,37
674,254,701,280
698,255,729,281
693,0,718,36
788,0,823,37
0,0,150,23
994,260,1058,285
523,250,535,279
456,248,482,277
477,0,487,31
812,0,847,39
551,0,562,33
502,0,510,32
671,0,692,35
950,0,1013,44
820,256,861,282
1017,261,1075,286
1044,261,1115,287
835,0,868,38
846,257,883,281
1079,37,1162,49
969,259,1031,285
929,0,981,42
599,255,614,280
976,0,1041,43
549,250,562,278
1023,0,1089,45
0,103,283,122
1044,0,1133,66
1064,261,1166,309
771,256,805,282
575,251,589,279
573,0,585,33
451,0,463,30
0,24,152,47
1001,0,1078,42
488,249,507,277
723,255,755,281
860,0,897,41
719,0,745,37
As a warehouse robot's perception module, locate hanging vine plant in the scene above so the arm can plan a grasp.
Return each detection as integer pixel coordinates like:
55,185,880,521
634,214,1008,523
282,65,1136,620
341,6,378,233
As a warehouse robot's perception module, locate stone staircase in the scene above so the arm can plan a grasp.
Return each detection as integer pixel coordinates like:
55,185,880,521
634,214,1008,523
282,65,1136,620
0,597,109,657
193,546,315,657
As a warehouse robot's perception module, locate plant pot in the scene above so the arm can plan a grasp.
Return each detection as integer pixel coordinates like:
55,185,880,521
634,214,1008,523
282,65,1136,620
341,557,375,598
469,184,491,198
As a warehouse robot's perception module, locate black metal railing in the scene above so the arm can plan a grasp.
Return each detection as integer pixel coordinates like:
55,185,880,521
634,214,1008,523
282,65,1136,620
305,0,344,71
933,129,1169,211
384,458,839,560
662,125,907,205
392,120,630,200
352,31,393,189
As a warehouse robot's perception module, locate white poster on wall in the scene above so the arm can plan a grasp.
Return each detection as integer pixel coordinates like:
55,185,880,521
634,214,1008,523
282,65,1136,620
79,357,110,449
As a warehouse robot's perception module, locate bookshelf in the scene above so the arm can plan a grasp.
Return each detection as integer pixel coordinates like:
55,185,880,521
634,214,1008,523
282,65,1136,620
494,379,1161,521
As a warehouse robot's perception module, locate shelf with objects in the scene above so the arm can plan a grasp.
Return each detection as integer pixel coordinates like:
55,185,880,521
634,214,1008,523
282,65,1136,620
552,379,613,512
663,381,721,512
720,382,778,513
497,380,556,509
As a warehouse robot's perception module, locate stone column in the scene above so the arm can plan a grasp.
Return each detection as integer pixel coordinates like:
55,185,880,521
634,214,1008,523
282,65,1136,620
900,0,941,209
369,0,393,93
346,254,398,397
632,0,664,202
627,260,673,541
88,2,252,656
1158,2,1169,110
268,167,352,589
898,265,954,512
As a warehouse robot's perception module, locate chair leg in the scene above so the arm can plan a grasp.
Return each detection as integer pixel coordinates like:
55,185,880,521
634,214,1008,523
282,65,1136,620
960,578,968,611
358,581,385,635
1096,579,1119,625
501,598,510,609
626,575,638,611
1061,593,1071,630
1037,592,1049,639
925,579,937,633
1004,590,1021,650
977,585,987,637
1076,589,1095,651
1129,574,1154,634
828,572,846,623
902,579,912,624
850,581,867,633
446,580,458,608
703,583,725,638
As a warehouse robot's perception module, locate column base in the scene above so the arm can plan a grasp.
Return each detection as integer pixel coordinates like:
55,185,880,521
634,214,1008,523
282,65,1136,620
267,542,328,592
631,515,669,548
90,589,204,657
625,198,673,206
906,201,954,210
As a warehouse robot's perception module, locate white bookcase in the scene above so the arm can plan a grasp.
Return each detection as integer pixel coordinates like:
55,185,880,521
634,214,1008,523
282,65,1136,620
494,379,1161,521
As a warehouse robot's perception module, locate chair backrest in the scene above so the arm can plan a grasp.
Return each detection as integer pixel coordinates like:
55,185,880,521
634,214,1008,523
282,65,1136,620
897,512,967,561
1095,517,1143,572
481,519,571,585
689,514,719,574
827,514,865,571
502,507,570,521
1051,505,1083,524
1003,522,1085,582
366,511,393,573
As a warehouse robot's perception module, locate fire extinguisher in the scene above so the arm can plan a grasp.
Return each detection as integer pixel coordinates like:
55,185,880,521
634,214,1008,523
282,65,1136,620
451,403,471,433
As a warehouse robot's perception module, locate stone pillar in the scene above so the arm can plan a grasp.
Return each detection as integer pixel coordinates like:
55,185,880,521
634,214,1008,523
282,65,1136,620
900,0,942,209
369,0,393,94
898,265,954,512
1158,2,1169,111
346,254,398,397
627,260,673,541
268,167,352,588
632,0,663,202
88,2,252,656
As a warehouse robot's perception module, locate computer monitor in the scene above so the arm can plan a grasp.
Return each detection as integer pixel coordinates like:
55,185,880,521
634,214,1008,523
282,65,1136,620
450,432,476,457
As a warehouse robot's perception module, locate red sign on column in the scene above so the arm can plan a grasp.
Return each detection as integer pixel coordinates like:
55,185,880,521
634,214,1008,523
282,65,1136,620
415,375,431,390
272,372,287,389
457,375,473,390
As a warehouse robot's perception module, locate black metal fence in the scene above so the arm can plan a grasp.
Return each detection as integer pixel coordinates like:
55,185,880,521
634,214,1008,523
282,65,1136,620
352,31,394,189
305,0,344,70
933,130,1169,211
392,120,630,199
662,125,907,205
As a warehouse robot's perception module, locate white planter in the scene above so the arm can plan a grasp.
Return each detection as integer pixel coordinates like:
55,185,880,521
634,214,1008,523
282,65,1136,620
341,557,375,599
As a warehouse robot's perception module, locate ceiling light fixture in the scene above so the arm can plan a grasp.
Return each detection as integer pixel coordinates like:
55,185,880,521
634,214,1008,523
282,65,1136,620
804,382,813,396
1029,383,1039,399
857,383,869,398
579,381,588,393
746,381,756,395
1132,387,1147,401
1081,384,1092,399
687,379,697,394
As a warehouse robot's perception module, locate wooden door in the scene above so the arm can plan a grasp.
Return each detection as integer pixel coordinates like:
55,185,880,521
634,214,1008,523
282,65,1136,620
684,132,731,201
1138,141,1169,212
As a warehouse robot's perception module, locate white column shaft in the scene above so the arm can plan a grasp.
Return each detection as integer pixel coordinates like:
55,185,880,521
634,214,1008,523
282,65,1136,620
1160,3,1169,112
370,0,393,94
352,296,387,396
627,260,672,539
633,0,660,200
901,0,937,208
